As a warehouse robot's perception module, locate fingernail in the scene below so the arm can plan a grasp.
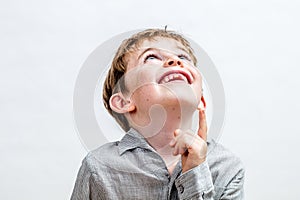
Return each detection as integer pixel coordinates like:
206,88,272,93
169,139,175,146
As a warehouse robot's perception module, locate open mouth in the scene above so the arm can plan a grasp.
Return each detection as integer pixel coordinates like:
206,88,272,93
158,70,192,84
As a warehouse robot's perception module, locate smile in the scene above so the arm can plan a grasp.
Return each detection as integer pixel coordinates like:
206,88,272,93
158,70,192,84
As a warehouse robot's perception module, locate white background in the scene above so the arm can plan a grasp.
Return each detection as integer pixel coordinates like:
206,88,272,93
1,0,299,199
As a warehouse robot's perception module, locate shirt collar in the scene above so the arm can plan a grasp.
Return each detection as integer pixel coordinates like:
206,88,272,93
118,128,213,156
118,128,155,155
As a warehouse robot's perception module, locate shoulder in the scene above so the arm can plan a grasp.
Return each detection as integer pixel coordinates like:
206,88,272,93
81,141,120,173
207,140,245,188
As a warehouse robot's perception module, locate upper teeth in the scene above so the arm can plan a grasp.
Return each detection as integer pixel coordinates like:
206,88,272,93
160,73,188,84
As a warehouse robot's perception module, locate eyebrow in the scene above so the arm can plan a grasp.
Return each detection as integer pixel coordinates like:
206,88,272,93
137,48,156,60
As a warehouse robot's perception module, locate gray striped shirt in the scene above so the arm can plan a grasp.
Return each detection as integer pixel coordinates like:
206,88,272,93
71,128,245,199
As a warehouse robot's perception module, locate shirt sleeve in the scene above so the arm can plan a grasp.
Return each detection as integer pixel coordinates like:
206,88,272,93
219,168,245,200
175,160,214,200
70,157,92,200
174,160,245,200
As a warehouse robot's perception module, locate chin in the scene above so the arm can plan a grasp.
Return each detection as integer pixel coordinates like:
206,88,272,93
167,85,198,105
177,98,198,111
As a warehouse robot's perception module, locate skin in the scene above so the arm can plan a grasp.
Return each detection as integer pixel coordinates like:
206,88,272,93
110,37,207,174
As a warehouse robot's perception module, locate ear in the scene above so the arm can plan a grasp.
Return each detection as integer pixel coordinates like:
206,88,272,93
197,96,207,110
109,92,136,114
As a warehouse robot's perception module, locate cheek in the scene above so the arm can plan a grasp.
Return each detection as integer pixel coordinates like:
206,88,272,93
193,70,203,97
192,81,203,101
131,85,177,108
131,85,160,103
125,68,156,91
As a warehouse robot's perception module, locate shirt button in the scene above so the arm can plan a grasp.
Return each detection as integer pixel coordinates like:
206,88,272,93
165,174,170,180
178,185,184,194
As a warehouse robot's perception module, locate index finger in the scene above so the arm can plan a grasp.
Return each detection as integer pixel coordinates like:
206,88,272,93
197,108,207,141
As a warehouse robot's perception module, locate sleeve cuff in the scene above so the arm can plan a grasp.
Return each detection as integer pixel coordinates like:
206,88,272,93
175,160,214,199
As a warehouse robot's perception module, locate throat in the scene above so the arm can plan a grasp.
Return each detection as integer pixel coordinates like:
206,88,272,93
167,160,179,175
153,143,181,175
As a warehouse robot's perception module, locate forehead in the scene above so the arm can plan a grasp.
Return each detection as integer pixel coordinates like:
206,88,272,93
136,37,188,52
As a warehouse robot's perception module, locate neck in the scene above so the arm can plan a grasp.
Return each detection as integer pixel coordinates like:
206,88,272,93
130,105,196,173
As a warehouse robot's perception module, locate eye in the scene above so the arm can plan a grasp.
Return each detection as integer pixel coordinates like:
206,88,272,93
144,54,161,63
178,54,191,61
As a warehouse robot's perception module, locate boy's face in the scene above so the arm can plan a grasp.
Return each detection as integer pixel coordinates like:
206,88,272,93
122,37,203,125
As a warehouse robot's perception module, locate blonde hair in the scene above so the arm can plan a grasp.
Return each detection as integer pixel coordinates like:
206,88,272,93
103,28,197,131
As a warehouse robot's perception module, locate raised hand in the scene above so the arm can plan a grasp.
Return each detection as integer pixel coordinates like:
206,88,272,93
169,108,207,173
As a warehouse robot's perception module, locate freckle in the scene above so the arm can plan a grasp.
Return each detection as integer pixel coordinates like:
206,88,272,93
146,98,149,101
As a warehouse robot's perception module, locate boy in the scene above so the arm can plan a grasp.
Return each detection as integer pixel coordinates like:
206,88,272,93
71,29,245,199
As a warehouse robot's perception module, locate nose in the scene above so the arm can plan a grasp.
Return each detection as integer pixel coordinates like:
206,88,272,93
164,58,183,68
